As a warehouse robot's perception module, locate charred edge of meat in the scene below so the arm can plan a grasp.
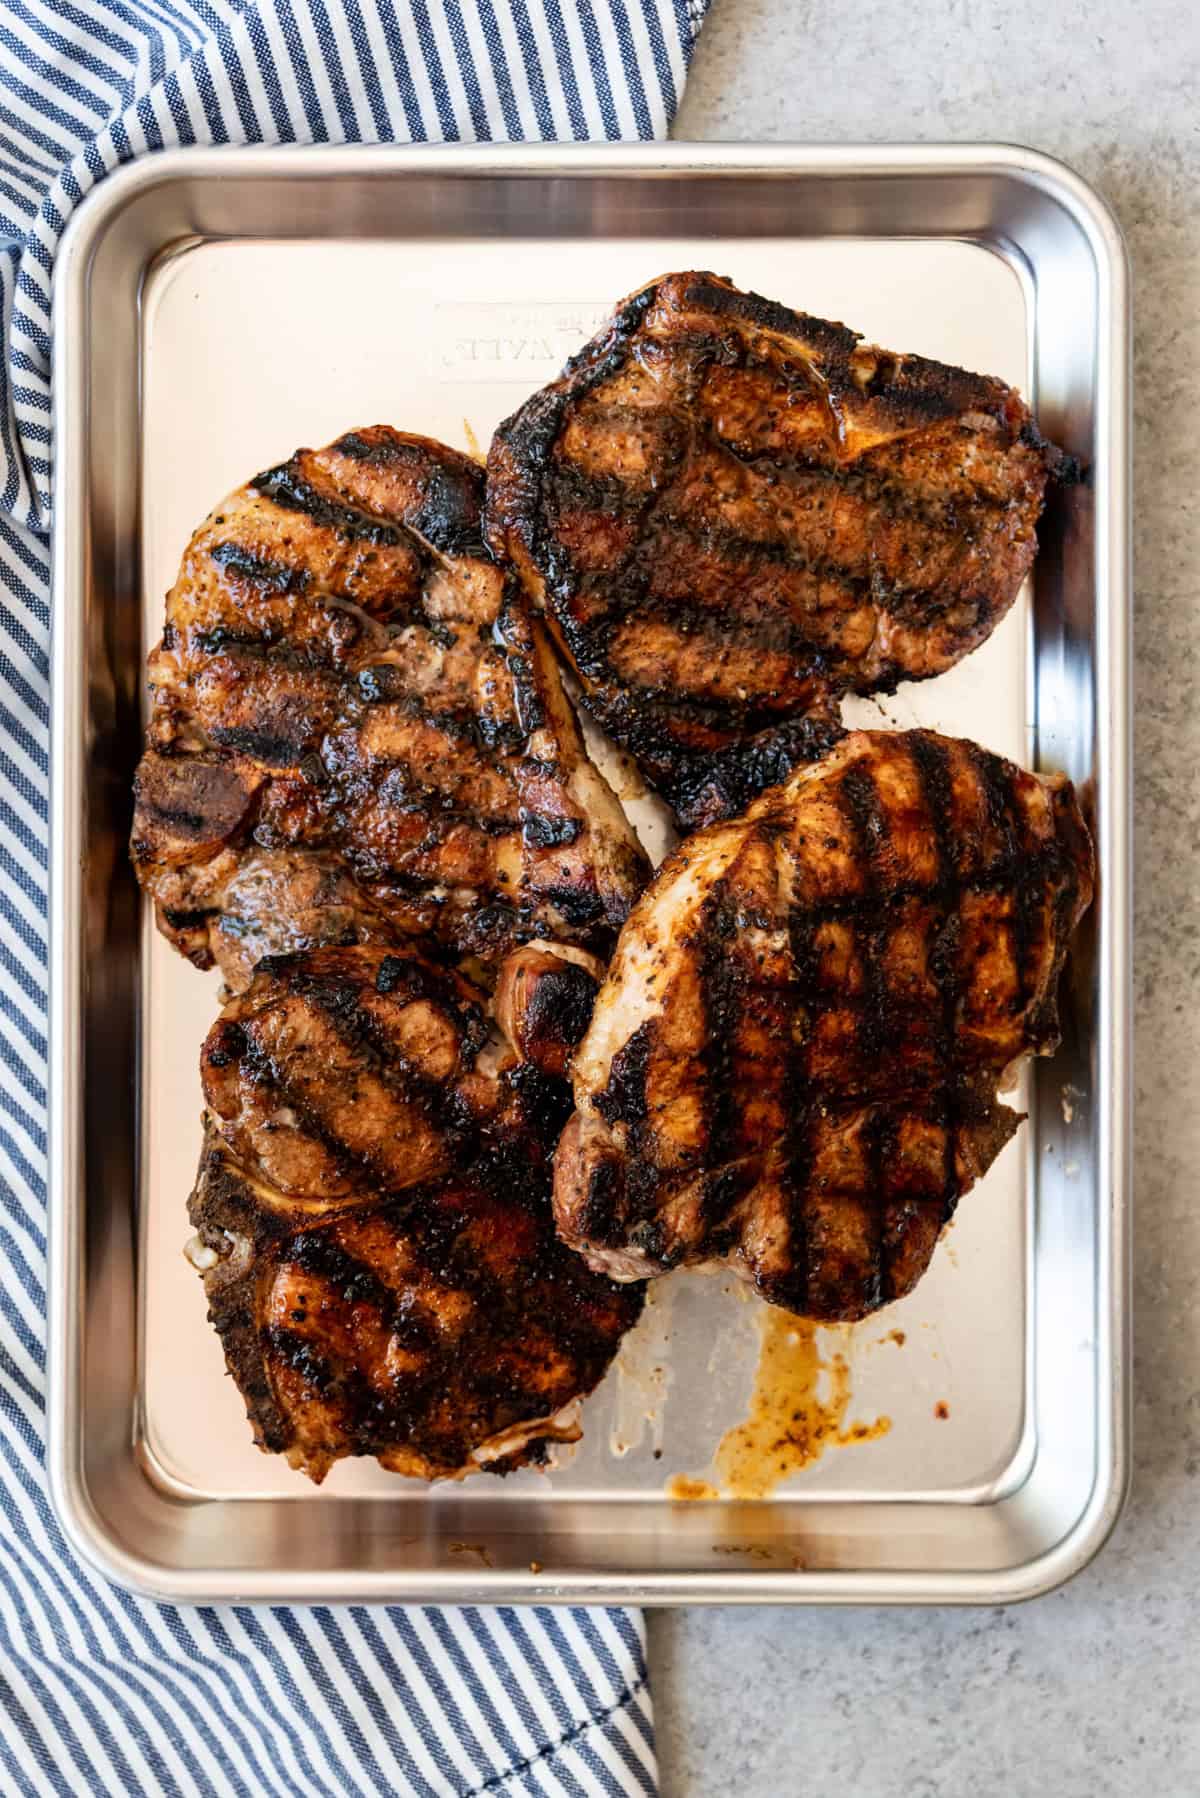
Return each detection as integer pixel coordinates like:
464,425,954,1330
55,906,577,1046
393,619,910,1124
678,274,1021,430
328,430,491,554
576,680,845,826
131,752,261,852
251,462,407,548
520,961,598,1064
1018,417,1087,485
668,715,847,828
252,437,489,560
487,285,660,564
187,1144,293,1453
680,274,865,363
190,1135,645,1474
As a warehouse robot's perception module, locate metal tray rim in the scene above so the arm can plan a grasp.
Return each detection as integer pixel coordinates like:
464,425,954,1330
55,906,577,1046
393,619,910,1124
48,138,1131,1606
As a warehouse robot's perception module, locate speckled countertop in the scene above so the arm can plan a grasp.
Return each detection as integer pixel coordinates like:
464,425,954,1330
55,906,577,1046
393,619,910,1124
650,2,1196,1791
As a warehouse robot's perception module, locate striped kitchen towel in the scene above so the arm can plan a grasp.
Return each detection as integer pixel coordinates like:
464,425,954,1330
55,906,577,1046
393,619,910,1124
0,3,710,1795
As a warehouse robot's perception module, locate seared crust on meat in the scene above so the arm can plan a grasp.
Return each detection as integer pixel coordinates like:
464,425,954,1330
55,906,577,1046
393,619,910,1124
189,945,641,1482
201,946,493,1201
487,274,1064,826
132,427,649,987
493,940,603,1079
553,731,1094,1320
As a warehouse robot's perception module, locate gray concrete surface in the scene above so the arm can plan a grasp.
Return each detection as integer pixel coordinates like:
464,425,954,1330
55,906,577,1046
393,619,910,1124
650,2,1199,1793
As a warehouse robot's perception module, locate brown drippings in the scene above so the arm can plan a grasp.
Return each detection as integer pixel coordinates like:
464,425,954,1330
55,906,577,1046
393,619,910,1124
528,1560,544,1574
714,1310,889,1499
448,1541,493,1567
667,1475,718,1502
667,1308,891,1501
884,1328,906,1347
934,1401,951,1420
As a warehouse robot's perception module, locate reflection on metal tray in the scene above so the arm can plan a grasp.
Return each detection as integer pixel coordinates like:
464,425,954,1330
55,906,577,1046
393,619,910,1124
48,144,1130,1605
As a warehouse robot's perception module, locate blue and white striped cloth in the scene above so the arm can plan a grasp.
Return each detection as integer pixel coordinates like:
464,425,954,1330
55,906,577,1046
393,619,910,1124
0,2,709,1792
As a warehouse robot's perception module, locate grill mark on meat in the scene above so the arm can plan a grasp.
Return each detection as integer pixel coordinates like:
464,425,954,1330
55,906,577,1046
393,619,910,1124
832,764,895,1298
579,587,852,679
214,974,483,1190
835,762,895,1059
348,687,493,751
696,882,744,1227
783,905,821,1312
555,731,1094,1320
263,1317,429,1454
552,513,1002,697
277,966,481,1140
210,723,309,766
489,274,1057,825
594,1021,652,1129
497,285,660,565
328,430,486,555
343,788,524,846
209,541,310,594
287,1230,400,1322
368,952,486,1037
906,731,966,1219
556,397,1014,543
863,1107,900,1309
547,456,660,528
263,1327,339,1397
584,672,817,744
284,1230,442,1353
713,433,1016,528
232,1036,420,1188
137,429,650,984
190,630,364,670
251,463,408,549
967,738,1039,1021
674,507,990,609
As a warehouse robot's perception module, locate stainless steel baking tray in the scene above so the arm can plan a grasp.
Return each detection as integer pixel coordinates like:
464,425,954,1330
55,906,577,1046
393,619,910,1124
48,143,1130,1604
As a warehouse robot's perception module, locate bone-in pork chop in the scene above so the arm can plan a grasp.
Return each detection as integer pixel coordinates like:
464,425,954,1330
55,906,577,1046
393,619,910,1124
552,730,1093,1320
487,274,1070,827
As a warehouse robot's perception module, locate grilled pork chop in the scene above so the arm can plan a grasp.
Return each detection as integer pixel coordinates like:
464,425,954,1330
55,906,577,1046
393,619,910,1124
189,944,640,1482
553,730,1093,1321
487,273,1069,827
132,427,648,990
